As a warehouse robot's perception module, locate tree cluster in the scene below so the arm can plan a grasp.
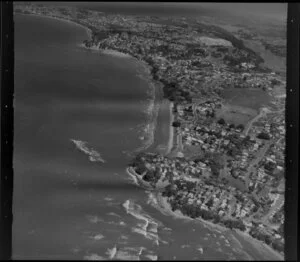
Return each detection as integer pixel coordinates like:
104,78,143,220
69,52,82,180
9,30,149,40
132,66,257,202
223,219,246,231
257,132,270,140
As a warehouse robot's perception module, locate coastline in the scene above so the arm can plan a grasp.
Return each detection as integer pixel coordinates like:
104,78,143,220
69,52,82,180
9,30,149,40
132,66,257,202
154,193,283,260
80,44,133,59
234,230,284,261
134,61,163,153
126,167,154,190
21,12,163,154
22,13,93,40
155,192,227,233
165,102,174,155
20,11,284,261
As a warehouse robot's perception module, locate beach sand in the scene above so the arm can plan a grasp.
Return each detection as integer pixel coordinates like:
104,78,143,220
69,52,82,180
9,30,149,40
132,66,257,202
134,68,163,153
25,12,162,155
26,11,284,261
165,102,174,155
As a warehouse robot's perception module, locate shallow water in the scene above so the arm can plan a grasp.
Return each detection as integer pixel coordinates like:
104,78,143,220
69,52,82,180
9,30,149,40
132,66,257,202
243,40,286,74
13,14,282,260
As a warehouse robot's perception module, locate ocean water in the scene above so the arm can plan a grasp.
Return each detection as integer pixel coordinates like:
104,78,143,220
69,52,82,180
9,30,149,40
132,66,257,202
40,2,287,24
13,14,282,260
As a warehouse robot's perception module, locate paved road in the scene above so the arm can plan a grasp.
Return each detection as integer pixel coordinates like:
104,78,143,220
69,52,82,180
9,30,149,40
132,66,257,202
244,107,284,136
261,193,284,225
244,107,267,135
244,141,272,189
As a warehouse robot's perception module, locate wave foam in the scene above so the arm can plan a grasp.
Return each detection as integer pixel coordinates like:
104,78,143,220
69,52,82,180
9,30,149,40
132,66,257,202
107,212,121,218
122,199,161,246
197,246,204,254
105,245,148,261
70,139,106,163
106,245,117,260
127,170,139,186
89,234,105,241
120,235,129,240
84,254,106,260
86,215,105,224
144,254,158,260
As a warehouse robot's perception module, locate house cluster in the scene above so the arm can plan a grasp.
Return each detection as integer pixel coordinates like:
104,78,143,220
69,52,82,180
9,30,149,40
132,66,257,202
269,205,284,226
16,3,286,254
249,167,275,193
249,112,285,141
257,143,285,179
138,152,276,229
139,154,211,183
180,114,262,161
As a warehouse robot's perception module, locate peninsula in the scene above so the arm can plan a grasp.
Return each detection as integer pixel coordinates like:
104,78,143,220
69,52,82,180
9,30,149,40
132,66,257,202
14,3,286,258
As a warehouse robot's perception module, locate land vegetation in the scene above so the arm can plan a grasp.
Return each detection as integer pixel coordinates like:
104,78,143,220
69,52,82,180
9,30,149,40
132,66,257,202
14,3,286,257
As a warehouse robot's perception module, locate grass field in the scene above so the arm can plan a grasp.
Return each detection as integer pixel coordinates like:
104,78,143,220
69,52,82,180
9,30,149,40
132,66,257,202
215,104,257,126
221,88,272,111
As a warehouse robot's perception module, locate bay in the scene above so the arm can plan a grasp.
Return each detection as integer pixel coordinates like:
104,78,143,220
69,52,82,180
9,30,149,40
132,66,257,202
13,14,282,260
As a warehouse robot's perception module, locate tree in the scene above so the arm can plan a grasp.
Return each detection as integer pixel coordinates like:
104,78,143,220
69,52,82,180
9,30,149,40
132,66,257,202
229,123,235,129
218,118,226,125
206,198,214,208
172,121,181,128
234,219,246,231
272,240,284,253
236,124,245,130
135,163,146,175
213,214,221,223
257,132,270,140
143,171,156,182
211,165,220,177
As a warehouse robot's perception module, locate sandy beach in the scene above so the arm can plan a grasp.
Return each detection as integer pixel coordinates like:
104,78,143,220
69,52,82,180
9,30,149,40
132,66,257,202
22,11,284,261
134,64,163,153
165,102,174,155
24,12,162,154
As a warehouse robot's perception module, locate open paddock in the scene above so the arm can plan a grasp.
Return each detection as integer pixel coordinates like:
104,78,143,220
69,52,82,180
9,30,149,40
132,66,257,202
221,88,272,112
215,104,257,126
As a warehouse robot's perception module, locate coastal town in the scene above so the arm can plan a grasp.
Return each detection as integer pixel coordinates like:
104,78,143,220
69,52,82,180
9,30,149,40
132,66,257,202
14,3,286,257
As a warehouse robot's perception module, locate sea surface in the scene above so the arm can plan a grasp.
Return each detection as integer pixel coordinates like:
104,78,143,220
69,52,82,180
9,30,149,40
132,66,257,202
13,14,282,260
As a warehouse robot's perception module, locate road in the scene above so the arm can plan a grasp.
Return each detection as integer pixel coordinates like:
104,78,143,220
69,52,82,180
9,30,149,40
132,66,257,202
244,141,272,190
244,107,267,135
244,107,285,136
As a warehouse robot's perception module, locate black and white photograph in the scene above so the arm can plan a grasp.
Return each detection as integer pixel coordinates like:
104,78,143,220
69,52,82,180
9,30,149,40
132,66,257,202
1,1,297,260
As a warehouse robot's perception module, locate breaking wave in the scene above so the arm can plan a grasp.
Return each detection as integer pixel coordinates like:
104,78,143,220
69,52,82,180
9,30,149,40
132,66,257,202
122,199,161,246
106,245,117,260
83,254,106,260
104,245,157,261
70,139,106,163
89,234,105,241
86,215,105,224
